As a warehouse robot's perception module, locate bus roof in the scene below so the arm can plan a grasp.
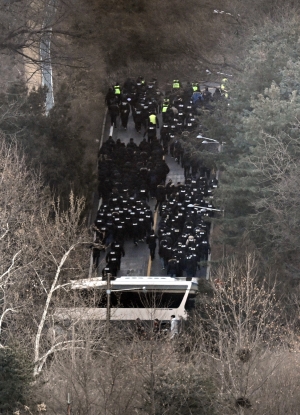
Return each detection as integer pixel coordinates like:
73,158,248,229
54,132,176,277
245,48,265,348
70,276,198,293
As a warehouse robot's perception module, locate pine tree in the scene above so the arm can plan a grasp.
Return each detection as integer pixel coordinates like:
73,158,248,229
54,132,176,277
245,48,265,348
0,81,93,205
0,348,33,413
202,14,300,268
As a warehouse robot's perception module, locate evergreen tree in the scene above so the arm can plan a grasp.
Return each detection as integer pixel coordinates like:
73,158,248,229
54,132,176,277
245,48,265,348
0,348,33,413
0,82,93,205
194,14,300,269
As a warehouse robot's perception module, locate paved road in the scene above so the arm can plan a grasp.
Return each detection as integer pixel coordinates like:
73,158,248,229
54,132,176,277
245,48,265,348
95,109,207,279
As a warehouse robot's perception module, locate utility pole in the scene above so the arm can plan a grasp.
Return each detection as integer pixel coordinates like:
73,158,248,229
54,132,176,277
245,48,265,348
106,273,111,337
67,393,71,415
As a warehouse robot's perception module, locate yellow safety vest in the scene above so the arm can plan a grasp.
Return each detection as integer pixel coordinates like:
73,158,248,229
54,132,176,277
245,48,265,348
162,105,168,113
221,78,228,90
192,83,198,91
149,114,156,124
114,85,121,95
173,80,180,89
220,78,229,98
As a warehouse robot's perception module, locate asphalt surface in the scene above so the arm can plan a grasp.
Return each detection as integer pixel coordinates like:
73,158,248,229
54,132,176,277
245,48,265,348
94,108,207,279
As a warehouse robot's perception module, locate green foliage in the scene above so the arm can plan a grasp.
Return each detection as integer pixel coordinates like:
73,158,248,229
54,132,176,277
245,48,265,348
145,9,300,277
44,84,93,202
0,348,33,413
0,82,94,206
224,78,300,253
190,13,300,268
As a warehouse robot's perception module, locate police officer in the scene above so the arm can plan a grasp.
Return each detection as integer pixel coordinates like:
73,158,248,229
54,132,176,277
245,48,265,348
102,260,118,279
108,100,119,128
105,88,115,107
161,98,170,121
185,254,198,280
214,88,222,99
148,112,159,128
120,99,130,130
182,152,192,178
132,213,140,246
183,82,194,102
159,238,169,270
192,82,199,92
114,82,121,103
143,123,157,144
106,247,120,271
146,229,158,260
154,182,166,215
136,76,146,91
123,78,136,94
172,79,182,90
111,240,125,266
90,238,104,270
220,78,229,98
167,257,180,277
185,113,197,131
133,103,143,133
203,87,212,102
127,137,138,150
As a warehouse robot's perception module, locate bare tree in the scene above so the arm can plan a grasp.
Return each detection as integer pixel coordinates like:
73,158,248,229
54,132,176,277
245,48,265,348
0,136,93,379
32,195,87,377
192,252,291,414
0,0,83,64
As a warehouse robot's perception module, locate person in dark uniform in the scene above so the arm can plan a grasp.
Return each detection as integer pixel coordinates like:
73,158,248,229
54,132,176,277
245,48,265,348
102,260,118,279
153,318,161,336
120,99,130,129
213,88,222,99
132,214,140,246
105,88,115,107
127,137,138,150
154,182,166,215
182,152,191,178
200,239,211,261
143,123,157,143
90,238,105,270
185,254,198,280
133,103,143,133
106,248,120,271
167,257,180,277
159,239,169,270
203,87,212,102
165,179,174,200
146,229,158,260
109,100,119,128
136,318,146,339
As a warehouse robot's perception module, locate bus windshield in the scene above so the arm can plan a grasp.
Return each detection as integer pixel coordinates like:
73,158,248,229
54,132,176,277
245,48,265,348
76,289,186,309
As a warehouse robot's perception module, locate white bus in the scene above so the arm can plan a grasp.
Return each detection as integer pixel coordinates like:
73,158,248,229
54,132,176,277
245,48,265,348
55,276,198,322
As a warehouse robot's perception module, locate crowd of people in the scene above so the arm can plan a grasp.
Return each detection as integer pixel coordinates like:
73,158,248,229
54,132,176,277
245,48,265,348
105,76,219,149
155,175,216,279
92,76,219,280
94,133,166,278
